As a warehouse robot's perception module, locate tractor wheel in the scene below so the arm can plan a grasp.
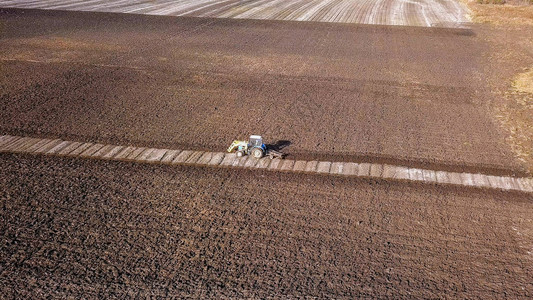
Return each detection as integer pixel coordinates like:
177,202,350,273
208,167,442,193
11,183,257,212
251,148,263,159
236,150,244,157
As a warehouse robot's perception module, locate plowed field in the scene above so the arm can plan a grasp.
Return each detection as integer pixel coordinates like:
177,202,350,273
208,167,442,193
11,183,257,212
0,8,524,175
1,7,532,298
0,0,470,27
1,154,532,298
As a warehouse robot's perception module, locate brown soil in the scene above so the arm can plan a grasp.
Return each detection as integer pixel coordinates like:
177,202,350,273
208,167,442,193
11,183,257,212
1,153,532,298
1,6,532,299
0,8,526,176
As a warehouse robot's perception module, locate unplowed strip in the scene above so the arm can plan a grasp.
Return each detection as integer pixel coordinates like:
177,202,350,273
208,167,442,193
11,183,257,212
146,149,169,162
160,149,181,163
12,138,42,152
102,146,124,159
1,135,530,192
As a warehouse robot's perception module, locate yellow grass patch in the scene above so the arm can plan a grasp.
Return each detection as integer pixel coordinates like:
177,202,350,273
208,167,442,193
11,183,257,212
463,0,533,172
495,73,533,172
513,69,533,93
494,94,533,172
466,1,533,26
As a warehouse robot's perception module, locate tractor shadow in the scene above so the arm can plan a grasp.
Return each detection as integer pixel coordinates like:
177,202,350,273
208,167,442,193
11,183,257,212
266,140,291,152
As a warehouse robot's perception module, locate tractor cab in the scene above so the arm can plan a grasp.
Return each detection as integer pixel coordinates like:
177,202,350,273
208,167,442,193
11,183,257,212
249,135,264,148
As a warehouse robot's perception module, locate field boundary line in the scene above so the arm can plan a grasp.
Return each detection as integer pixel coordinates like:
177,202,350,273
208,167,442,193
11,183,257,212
0,134,531,193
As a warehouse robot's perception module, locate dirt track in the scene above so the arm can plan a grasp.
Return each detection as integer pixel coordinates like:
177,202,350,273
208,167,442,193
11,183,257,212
1,153,532,298
0,8,525,175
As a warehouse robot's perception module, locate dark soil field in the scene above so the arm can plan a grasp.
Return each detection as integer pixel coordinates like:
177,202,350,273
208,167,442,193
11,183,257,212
1,153,532,298
0,8,525,175
1,7,532,298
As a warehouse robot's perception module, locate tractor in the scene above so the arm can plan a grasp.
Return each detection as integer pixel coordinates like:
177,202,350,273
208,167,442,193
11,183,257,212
227,135,267,158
